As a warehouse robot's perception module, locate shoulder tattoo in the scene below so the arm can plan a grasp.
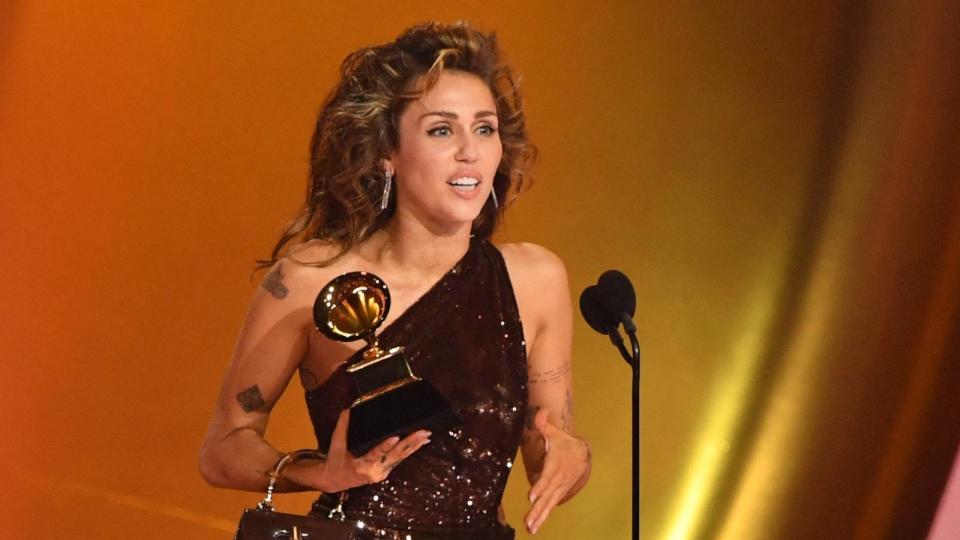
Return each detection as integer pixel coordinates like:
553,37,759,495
262,262,289,299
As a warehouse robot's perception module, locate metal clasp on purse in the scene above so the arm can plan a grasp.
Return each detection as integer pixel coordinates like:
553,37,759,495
235,449,356,540
258,449,348,523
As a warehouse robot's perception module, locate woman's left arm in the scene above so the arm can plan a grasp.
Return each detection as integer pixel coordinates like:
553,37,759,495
504,243,592,535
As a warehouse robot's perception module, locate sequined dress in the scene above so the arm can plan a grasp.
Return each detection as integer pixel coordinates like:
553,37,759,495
305,239,527,539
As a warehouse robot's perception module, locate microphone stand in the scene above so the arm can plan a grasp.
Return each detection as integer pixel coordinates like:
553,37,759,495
607,317,641,540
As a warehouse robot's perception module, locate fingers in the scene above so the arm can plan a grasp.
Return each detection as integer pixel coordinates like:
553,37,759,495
322,412,436,491
361,430,430,461
384,430,431,465
524,430,590,535
527,453,561,509
525,452,569,535
525,484,565,535
370,434,404,455
354,429,431,483
360,435,402,464
525,451,562,534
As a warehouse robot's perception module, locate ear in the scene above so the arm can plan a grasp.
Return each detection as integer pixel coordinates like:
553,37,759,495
381,158,394,177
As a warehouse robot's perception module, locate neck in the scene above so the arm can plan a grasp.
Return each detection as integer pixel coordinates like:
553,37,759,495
369,211,473,273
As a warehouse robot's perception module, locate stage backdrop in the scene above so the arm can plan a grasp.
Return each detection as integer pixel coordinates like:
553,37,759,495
2,1,958,539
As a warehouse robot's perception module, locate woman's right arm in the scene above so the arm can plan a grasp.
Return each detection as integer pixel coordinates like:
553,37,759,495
198,259,314,492
198,258,431,493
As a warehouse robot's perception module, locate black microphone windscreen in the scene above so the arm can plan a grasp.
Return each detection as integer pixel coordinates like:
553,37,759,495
597,270,636,317
579,285,619,334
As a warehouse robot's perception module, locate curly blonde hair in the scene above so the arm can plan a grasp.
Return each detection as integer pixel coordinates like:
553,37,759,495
258,21,537,269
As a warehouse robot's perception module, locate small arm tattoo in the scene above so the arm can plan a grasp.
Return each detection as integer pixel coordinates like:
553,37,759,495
262,262,289,299
560,388,574,432
528,362,571,384
235,384,270,413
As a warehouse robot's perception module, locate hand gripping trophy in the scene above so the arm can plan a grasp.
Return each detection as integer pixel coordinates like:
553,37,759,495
313,272,462,455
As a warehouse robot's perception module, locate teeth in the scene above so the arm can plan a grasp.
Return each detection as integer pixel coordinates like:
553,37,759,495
449,176,480,187
447,176,480,191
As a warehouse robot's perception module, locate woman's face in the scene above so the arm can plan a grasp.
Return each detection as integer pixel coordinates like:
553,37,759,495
387,71,503,230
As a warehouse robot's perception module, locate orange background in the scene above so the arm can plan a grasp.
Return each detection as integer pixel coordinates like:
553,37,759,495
2,2,958,539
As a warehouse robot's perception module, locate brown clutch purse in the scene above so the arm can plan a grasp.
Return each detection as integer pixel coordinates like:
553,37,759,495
234,449,356,540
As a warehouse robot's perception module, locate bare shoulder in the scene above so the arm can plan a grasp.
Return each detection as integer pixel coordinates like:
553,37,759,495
496,242,570,342
285,238,342,265
496,243,573,378
254,240,351,307
497,242,568,289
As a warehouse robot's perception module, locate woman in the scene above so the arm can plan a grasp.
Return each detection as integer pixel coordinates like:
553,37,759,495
200,22,590,538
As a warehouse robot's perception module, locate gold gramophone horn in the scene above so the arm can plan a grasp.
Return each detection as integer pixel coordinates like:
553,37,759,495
313,271,390,349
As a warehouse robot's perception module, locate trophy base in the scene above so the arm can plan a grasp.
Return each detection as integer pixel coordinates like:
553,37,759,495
347,379,462,455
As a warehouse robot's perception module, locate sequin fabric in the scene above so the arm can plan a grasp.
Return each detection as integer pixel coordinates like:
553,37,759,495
305,239,527,539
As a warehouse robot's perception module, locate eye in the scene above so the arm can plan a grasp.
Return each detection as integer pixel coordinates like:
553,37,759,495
476,124,498,136
427,126,452,137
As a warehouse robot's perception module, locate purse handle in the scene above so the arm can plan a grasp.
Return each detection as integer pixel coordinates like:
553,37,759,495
257,449,325,511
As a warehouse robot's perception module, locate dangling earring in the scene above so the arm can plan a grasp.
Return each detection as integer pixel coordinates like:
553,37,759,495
380,170,393,211
490,187,499,210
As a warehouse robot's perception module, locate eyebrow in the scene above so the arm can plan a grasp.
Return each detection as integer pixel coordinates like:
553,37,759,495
418,110,497,121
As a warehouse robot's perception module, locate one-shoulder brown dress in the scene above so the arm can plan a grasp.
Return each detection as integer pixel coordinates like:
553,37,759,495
305,239,528,539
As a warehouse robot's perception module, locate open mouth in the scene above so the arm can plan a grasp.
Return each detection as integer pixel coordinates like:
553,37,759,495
447,177,481,192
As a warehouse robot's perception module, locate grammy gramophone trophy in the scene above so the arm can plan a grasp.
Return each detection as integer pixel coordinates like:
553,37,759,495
313,271,462,455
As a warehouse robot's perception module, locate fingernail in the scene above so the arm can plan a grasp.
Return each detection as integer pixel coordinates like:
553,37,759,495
529,493,538,503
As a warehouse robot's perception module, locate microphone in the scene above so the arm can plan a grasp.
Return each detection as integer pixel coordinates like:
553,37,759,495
579,269,639,367
579,284,619,334
579,269,642,540
597,270,637,334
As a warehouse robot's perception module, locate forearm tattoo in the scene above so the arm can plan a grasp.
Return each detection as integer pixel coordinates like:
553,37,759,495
528,361,571,384
235,384,271,413
262,262,289,299
560,388,573,432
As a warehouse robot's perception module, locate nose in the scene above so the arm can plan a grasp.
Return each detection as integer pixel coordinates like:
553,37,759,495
454,132,478,163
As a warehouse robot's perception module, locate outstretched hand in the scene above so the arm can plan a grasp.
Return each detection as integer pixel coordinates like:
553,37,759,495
524,408,591,535
293,409,431,493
